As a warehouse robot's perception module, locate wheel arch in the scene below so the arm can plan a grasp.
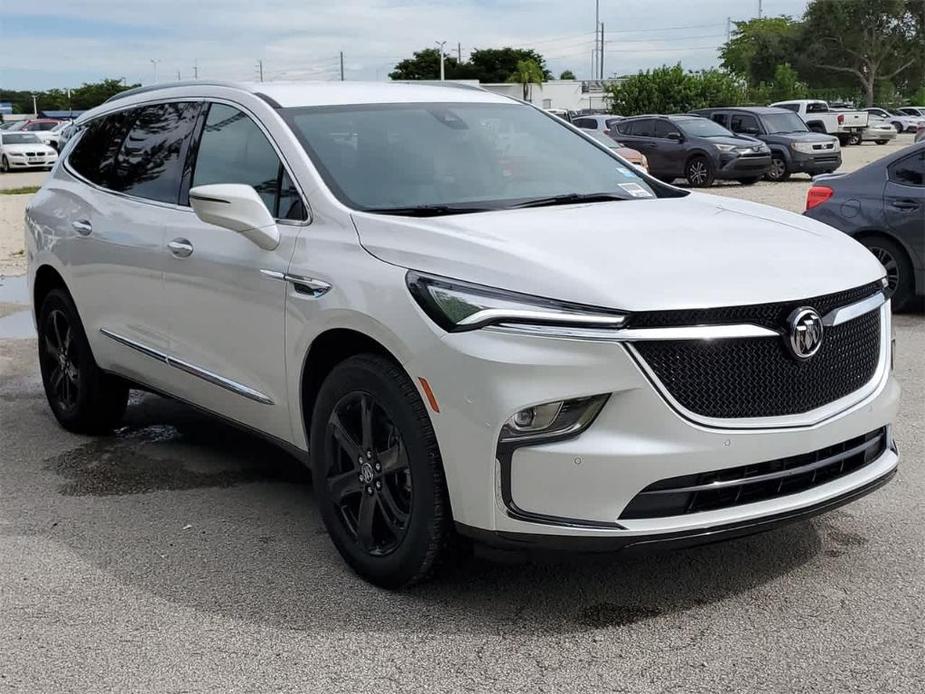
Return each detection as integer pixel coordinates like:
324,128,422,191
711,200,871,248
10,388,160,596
33,264,69,318
855,228,921,274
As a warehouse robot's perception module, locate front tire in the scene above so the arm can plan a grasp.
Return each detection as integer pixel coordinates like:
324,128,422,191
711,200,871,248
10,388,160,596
847,132,862,146
0,156,9,173
37,289,128,433
892,121,903,134
765,155,791,182
862,237,915,312
685,155,714,187
310,354,451,588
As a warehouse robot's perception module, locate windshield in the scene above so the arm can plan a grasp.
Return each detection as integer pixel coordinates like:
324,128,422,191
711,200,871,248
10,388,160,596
763,112,809,133
281,102,658,213
674,118,734,138
2,133,41,144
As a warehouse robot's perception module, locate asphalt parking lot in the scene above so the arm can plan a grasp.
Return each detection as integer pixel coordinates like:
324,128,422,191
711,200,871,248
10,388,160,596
1,138,923,692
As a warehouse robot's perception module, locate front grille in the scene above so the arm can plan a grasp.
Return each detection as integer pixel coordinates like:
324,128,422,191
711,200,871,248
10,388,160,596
628,281,881,330
634,309,880,418
620,428,887,519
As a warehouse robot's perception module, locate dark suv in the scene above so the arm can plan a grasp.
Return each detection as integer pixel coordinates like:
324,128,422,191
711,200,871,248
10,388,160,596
612,115,771,187
693,107,842,181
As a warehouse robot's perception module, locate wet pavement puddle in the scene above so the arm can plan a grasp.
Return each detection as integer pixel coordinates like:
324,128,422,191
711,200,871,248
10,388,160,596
0,275,33,339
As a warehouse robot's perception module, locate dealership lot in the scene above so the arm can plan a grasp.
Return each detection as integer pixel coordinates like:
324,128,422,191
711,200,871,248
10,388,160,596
1,137,923,692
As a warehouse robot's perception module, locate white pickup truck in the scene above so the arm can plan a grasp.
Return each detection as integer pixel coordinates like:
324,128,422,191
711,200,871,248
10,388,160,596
770,99,869,145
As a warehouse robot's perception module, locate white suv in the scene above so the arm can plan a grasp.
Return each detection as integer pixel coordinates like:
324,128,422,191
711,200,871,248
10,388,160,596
26,81,899,587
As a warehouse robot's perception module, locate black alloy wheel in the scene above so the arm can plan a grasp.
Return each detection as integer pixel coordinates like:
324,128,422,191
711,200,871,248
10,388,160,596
685,156,714,187
37,288,128,433
325,392,413,556
863,238,914,312
310,354,451,587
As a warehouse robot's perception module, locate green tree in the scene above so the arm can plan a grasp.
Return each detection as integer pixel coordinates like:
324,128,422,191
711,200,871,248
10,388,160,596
559,70,576,80
802,0,923,106
466,48,552,82
607,64,746,115
0,78,137,115
750,63,810,103
508,60,546,100
389,48,465,80
720,17,803,86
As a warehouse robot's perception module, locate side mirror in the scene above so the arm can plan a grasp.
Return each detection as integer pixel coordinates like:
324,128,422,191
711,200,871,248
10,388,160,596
667,132,682,142
189,184,280,251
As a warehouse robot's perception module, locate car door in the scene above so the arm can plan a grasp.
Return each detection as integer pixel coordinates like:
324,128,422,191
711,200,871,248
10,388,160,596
651,119,686,176
65,103,200,388
159,102,308,441
883,149,925,266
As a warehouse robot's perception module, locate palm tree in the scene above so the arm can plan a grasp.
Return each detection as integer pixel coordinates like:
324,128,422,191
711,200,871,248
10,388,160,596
508,59,545,101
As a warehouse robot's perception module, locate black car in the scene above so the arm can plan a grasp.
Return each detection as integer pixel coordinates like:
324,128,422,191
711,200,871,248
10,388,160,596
804,142,924,311
693,106,842,182
612,115,771,187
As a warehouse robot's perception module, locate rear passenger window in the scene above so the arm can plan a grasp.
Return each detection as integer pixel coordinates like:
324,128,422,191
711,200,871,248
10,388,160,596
633,120,655,137
889,151,924,186
653,120,674,138
192,103,306,220
111,102,200,203
68,112,132,187
573,118,595,129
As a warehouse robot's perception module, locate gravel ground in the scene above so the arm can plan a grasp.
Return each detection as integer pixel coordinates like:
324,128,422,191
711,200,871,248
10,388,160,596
0,170,47,275
0,136,922,693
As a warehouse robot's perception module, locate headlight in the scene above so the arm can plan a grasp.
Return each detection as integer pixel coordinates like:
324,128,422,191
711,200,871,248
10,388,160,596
715,144,737,153
406,272,627,333
500,394,610,446
9,152,25,158
791,142,816,153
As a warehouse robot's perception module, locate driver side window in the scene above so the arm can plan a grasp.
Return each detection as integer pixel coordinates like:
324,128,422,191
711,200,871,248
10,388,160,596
191,103,306,221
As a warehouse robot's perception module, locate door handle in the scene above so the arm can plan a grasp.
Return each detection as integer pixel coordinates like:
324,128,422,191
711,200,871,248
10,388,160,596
167,238,194,258
890,200,919,211
71,220,92,236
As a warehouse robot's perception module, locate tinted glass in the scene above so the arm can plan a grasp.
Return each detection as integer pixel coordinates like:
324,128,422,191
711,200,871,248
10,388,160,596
730,114,759,133
889,150,924,186
283,102,657,211
25,122,58,131
806,102,828,113
763,112,808,133
111,102,199,203
574,118,596,129
632,119,655,137
653,120,677,138
674,118,734,138
605,118,622,130
711,113,728,127
192,104,282,212
68,111,132,186
777,103,800,112
277,170,307,220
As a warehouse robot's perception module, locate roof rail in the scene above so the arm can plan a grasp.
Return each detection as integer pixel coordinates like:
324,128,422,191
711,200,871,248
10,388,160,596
104,80,246,104
389,80,487,92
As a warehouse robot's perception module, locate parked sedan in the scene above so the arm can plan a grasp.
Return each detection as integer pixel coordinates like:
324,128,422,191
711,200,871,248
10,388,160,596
804,142,924,310
612,115,771,186
861,121,898,145
583,130,648,173
864,107,924,134
0,132,59,172
693,106,841,181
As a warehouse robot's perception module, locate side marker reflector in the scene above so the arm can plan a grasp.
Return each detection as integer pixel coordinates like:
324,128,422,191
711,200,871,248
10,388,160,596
418,377,440,413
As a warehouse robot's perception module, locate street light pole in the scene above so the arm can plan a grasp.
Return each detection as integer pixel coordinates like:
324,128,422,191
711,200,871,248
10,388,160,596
31,93,38,118
150,59,161,83
435,40,447,80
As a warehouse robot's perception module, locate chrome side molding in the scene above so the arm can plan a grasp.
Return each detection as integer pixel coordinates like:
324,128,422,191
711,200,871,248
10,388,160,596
490,322,779,341
260,269,332,297
99,328,274,405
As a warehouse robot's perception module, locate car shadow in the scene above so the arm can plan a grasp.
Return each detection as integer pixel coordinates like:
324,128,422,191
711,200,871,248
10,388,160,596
16,390,830,636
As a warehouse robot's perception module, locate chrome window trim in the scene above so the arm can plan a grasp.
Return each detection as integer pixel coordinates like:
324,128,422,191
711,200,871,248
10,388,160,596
625,304,891,431
99,328,274,405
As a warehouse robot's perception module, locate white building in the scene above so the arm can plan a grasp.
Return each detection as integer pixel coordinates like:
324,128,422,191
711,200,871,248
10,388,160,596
479,79,622,112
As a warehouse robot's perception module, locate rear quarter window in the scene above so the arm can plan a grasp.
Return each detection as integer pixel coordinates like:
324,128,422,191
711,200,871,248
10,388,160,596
68,112,132,187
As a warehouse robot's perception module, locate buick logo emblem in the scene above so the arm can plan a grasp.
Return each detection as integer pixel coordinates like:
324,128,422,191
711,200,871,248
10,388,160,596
360,462,375,484
787,307,824,360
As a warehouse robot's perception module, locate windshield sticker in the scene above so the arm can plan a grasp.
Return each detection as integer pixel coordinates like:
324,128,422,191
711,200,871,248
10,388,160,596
618,182,653,198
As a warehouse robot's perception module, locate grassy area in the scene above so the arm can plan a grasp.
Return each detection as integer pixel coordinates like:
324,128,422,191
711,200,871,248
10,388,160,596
0,186,40,195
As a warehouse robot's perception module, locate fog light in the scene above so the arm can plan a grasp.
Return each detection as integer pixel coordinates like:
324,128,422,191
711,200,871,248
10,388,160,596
500,394,609,446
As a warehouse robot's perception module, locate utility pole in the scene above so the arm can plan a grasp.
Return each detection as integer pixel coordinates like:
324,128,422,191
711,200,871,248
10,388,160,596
257,59,264,82
726,17,732,42
176,69,181,81
150,58,160,83
31,93,37,117
193,59,199,79
758,0,763,18
593,0,600,79
457,42,462,62
339,51,345,81
600,22,605,79
435,40,447,80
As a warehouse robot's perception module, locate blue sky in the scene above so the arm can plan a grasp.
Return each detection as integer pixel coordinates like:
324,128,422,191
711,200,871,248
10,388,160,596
1,0,811,90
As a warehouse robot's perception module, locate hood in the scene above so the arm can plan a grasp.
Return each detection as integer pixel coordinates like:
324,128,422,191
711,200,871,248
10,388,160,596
352,194,884,311
1,142,55,154
780,132,838,144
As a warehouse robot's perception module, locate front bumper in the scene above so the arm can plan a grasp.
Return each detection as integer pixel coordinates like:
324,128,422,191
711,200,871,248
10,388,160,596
717,153,771,179
5,156,56,169
416,303,898,545
791,150,842,173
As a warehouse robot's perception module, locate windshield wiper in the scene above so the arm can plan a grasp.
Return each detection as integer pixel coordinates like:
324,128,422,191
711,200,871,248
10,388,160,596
362,204,494,217
508,192,628,209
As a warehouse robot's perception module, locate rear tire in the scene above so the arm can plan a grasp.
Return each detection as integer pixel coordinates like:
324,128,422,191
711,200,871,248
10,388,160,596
37,289,128,433
310,354,451,588
847,132,862,146
875,140,889,145
861,237,915,312
685,155,714,187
